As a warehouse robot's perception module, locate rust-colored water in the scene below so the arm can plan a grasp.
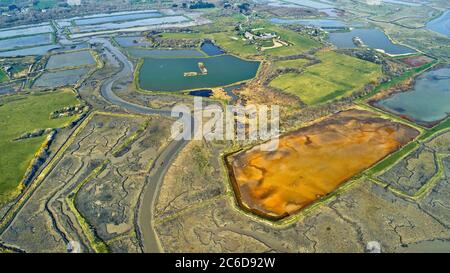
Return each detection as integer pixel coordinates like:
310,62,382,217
227,110,419,219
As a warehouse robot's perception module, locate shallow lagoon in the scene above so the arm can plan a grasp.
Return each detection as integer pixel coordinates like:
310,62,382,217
139,55,259,91
56,9,159,28
68,9,158,20
74,11,161,25
0,33,53,51
328,28,415,55
115,36,152,47
283,0,334,9
375,65,450,126
33,68,89,88
271,18,348,29
70,16,188,33
426,10,450,37
0,44,60,57
46,50,96,69
382,0,423,6
0,24,53,39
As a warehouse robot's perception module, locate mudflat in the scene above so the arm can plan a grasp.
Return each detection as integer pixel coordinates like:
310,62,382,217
226,109,419,219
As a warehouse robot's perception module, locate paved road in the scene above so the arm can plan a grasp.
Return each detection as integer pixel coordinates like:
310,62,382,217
94,38,189,252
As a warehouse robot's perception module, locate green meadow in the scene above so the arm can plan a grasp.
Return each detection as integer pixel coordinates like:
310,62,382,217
262,26,320,57
270,51,382,105
158,23,319,58
210,32,259,57
273,58,310,70
0,89,80,204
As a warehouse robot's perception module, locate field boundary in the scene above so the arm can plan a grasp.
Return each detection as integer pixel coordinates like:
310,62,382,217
66,159,110,253
0,110,94,233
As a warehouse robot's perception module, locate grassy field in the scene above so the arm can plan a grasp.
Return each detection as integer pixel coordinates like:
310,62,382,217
158,22,319,58
197,13,246,33
210,32,259,57
0,68,8,83
270,51,382,105
0,89,80,204
262,26,320,57
273,58,310,70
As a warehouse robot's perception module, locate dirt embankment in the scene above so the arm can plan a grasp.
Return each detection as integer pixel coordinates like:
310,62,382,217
369,77,414,102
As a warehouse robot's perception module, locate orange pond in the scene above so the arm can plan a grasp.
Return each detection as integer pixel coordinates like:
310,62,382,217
226,110,419,219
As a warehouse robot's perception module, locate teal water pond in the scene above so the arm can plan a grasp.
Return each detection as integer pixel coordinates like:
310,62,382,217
138,55,259,92
328,28,415,55
426,10,450,37
374,65,450,126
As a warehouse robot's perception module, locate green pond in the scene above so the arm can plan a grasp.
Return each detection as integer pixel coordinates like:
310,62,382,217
138,55,260,92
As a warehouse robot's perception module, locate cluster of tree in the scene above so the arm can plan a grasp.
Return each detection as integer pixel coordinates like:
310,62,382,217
152,37,203,48
189,1,215,9
7,4,20,11
32,0,72,9
272,53,317,62
263,67,304,86
20,130,56,187
146,32,203,48
238,3,250,13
